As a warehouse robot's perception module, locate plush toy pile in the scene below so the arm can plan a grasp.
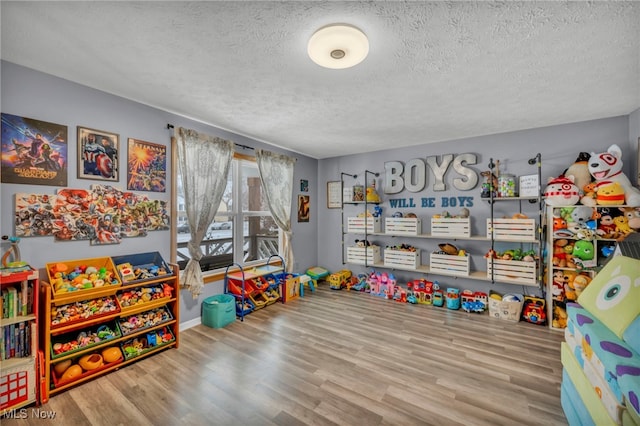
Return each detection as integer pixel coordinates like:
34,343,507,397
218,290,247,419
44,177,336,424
544,144,640,209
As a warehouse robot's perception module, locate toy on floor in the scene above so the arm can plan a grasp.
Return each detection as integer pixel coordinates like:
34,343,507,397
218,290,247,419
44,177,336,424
328,269,352,290
460,290,487,313
446,288,460,310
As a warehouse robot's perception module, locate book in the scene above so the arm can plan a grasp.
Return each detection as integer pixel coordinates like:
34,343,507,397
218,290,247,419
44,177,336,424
8,286,17,318
21,280,28,316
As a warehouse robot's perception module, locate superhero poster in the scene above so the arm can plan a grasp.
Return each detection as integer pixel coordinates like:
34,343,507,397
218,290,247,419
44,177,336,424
127,138,166,192
1,113,68,186
77,126,119,181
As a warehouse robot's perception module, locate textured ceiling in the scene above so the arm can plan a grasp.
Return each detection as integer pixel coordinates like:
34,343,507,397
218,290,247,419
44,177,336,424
2,1,639,159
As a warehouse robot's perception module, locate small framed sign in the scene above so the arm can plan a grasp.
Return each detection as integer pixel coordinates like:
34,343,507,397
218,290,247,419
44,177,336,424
519,174,539,197
327,181,342,208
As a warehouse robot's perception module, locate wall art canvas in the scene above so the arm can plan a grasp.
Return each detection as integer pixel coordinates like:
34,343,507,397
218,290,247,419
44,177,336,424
14,185,169,245
1,113,68,186
127,138,166,192
77,126,119,181
298,195,310,222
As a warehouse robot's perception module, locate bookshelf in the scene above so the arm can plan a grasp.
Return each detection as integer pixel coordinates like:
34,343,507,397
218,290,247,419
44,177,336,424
0,266,39,414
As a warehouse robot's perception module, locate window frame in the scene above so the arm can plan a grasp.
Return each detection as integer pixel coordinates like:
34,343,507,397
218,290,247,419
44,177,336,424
171,149,280,283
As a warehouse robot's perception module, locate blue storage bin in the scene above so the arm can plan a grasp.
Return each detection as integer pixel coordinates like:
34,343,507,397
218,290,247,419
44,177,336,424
202,294,236,328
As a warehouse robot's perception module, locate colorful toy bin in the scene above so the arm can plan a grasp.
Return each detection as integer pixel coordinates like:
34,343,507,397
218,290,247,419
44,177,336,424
46,257,121,304
202,294,236,329
111,251,173,285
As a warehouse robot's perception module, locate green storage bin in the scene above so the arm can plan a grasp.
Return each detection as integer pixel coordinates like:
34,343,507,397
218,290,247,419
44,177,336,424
202,294,236,328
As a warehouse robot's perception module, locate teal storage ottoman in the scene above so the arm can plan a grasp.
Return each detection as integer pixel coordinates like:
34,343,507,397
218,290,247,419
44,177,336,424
202,294,236,328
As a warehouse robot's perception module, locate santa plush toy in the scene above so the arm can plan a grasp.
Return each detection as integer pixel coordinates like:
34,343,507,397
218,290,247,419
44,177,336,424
582,144,640,207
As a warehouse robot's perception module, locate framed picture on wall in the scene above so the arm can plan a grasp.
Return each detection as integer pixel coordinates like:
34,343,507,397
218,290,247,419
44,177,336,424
300,179,309,192
127,138,167,192
298,194,310,222
77,126,119,181
327,181,341,208
1,113,68,186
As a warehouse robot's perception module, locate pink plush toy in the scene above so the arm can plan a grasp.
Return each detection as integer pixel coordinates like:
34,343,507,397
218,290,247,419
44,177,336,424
581,144,640,207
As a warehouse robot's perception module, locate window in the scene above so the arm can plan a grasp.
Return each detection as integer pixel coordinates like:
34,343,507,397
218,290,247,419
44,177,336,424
175,155,279,272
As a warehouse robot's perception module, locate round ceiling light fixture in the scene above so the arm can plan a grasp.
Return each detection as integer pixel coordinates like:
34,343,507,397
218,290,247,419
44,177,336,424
308,24,369,69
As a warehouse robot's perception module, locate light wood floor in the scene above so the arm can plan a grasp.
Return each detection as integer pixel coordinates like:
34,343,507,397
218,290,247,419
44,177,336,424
4,286,567,425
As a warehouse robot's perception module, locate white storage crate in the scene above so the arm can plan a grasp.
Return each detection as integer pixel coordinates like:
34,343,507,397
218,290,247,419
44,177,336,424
429,253,470,276
346,246,381,265
384,249,420,269
486,258,537,285
347,217,381,233
385,218,422,236
486,218,536,241
430,217,471,237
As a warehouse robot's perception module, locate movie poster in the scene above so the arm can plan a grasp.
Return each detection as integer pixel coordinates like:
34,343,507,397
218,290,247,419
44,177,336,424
127,138,166,192
1,113,68,186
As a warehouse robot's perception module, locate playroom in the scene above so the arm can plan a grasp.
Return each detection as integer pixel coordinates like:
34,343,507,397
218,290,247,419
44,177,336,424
1,2,639,425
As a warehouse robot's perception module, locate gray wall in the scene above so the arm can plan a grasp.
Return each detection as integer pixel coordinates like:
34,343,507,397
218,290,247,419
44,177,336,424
318,115,632,297
0,61,318,323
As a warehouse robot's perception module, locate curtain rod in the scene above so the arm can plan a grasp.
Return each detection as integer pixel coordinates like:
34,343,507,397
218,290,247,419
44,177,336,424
167,123,254,150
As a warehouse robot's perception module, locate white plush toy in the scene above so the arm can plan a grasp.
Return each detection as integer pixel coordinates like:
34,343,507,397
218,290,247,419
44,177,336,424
584,144,640,207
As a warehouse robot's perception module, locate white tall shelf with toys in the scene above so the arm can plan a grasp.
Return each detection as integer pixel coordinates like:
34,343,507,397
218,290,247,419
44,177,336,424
0,266,39,415
546,204,629,331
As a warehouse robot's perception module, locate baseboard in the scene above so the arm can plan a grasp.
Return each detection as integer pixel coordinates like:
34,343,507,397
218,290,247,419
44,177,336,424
179,316,201,331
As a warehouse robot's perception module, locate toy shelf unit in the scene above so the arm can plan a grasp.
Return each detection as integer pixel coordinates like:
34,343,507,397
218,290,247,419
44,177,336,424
40,253,179,402
546,205,627,331
485,154,544,289
224,255,285,322
0,266,39,414
340,170,380,267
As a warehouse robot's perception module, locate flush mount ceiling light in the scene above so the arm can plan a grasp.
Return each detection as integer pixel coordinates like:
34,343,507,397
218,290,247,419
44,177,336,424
308,24,369,69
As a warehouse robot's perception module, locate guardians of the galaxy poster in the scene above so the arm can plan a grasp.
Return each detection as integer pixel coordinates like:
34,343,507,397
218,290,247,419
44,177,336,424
1,113,68,186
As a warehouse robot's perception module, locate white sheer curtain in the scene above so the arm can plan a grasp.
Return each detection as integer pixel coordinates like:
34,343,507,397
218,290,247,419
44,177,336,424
177,127,234,298
255,149,296,271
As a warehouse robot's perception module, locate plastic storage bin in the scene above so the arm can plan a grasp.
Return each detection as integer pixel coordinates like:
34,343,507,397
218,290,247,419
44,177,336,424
202,294,236,329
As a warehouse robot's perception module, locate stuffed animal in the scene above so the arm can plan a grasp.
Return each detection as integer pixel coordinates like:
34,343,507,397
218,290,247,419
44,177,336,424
564,152,592,195
613,215,633,237
572,240,595,264
620,207,640,232
586,144,640,207
553,239,572,267
597,210,618,239
563,270,579,301
543,175,580,206
596,182,626,205
366,183,381,203
573,274,592,299
569,206,595,228
581,181,598,206
553,216,568,233
552,304,568,329
551,270,565,301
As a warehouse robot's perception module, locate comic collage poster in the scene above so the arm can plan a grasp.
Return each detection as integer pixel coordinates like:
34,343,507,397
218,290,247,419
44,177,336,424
127,138,166,192
1,113,68,186
15,185,170,245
